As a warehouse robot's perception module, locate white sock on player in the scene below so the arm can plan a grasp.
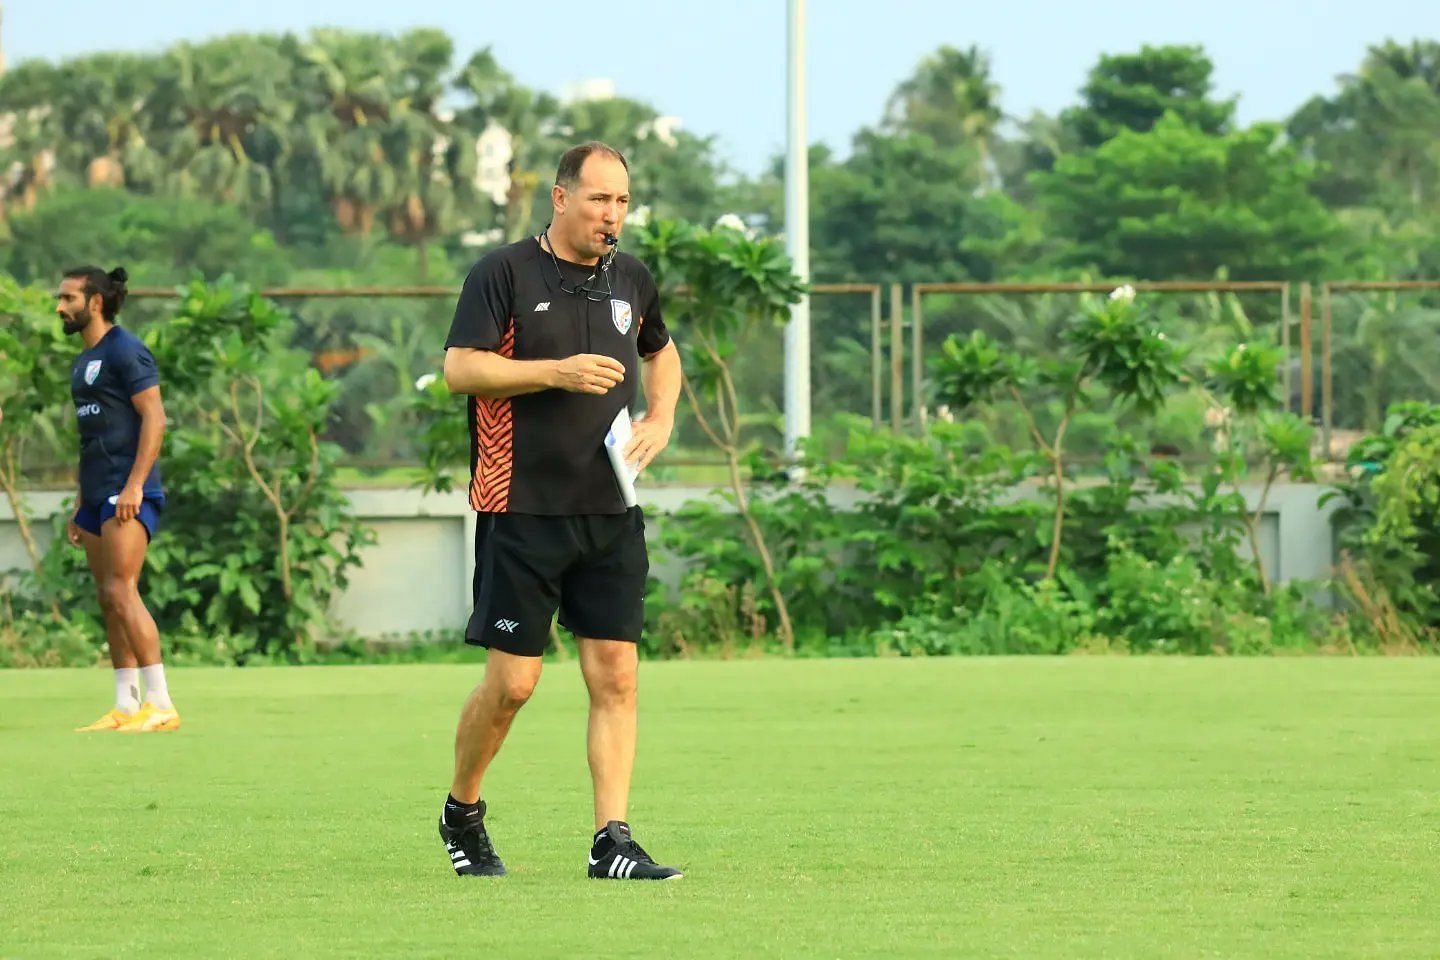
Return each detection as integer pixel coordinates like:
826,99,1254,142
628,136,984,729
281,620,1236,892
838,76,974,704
114,667,141,713
140,663,172,710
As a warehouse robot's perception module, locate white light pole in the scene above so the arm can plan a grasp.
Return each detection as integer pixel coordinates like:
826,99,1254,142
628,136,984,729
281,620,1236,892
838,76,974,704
783,0,810,459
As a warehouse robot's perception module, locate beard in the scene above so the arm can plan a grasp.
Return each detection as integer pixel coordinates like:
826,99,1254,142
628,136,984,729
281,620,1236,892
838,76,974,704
60,309,87,335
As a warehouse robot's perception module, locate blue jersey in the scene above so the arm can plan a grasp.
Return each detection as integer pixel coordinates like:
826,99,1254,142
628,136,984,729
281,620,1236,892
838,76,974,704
71,326,164,506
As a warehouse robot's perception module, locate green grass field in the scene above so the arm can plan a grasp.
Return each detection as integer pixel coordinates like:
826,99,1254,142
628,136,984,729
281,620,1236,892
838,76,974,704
3,658,1438,959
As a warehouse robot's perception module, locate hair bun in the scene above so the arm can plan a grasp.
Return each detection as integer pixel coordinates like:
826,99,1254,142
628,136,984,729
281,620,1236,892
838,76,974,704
107,266,129,285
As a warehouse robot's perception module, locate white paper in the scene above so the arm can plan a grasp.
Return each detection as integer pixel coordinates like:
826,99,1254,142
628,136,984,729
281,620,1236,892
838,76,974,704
604,407,639,507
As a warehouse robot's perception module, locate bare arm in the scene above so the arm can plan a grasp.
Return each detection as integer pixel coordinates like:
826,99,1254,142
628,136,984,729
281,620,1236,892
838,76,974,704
444,348,627,400
624,341,682,472
114,385,165,522
128,387,166,485
640,340,681,424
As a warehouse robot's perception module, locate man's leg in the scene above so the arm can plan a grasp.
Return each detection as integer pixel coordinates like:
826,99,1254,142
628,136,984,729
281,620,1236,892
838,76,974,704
450,650,544,803
75,529,140,730
81,529,134,671
97,518,161,666
440,650,542,878
577,636,681,880
100,518,177,730
578,637,638,829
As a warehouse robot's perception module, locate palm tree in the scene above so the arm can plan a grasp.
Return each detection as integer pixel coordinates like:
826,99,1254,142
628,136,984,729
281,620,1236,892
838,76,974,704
298,29,402,236
0,61,62,214
453,49,559,242
152,35,295,216
883,45,1002,176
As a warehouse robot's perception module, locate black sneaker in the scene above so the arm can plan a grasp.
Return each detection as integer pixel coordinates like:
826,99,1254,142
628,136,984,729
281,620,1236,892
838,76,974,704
587,820,683,880
439,799,507,877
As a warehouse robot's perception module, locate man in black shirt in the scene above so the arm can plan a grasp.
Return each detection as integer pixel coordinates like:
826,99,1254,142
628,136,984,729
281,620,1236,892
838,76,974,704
438,142,684,880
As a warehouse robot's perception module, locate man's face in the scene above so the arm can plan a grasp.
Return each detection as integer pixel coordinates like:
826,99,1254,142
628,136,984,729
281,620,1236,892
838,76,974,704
55,278,91,336
555,153,630,261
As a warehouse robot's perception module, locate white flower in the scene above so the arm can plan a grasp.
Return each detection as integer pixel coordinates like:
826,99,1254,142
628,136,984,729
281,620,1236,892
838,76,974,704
1109,284,1136,304
714,212,748,234
414,373,438,392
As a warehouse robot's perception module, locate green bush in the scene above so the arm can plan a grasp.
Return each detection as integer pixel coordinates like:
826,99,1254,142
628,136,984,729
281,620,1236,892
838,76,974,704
4,279,372,664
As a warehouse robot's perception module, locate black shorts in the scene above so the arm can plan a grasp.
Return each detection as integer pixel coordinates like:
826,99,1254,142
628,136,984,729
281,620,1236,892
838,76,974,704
466,507,649,657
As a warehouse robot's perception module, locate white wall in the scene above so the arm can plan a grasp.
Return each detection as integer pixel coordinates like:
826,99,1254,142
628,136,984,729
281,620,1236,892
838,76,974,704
0,484,1343,638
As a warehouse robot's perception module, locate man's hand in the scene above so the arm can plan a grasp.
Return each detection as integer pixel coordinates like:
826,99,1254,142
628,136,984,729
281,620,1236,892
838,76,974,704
114,483,144,523
553,354,626,395
66,518,83,547
624,415,674,473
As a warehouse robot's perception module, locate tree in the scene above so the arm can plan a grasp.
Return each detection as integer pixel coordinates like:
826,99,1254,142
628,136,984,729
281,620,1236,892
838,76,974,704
0,60,63,214
56,53,166,191
993,110,1072,204
1289,40,1440,223
453,49,559,243
630,220,805,649
1035,114,1337,279
0,276,72,616
809,129,1042,284
883,44,1002,178
150,35,297,216
297,28,404,238
1061,44,1234,148
0,188,291,288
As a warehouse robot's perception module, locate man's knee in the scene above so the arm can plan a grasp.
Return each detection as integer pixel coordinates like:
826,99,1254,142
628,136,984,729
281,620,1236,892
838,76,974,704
97,577,135,615
488,663,541,711
586,651,638,705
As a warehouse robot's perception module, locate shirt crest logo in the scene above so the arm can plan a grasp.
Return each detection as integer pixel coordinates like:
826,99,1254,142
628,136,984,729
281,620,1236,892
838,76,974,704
84,360,103,385
610,299,633,335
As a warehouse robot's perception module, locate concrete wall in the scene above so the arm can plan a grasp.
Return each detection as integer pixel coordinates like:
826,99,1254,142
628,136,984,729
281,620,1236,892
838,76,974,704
0,483,1343,638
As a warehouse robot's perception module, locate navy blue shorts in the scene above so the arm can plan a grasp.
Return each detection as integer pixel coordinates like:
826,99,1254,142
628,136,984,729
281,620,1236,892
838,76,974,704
74,494,165,541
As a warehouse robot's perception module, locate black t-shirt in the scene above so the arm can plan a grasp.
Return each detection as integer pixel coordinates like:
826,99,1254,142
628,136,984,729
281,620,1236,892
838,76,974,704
70,325,164,506
445,237,671,515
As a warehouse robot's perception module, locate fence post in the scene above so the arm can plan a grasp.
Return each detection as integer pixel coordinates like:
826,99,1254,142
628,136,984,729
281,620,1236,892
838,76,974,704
911,285,924,431
1299,282,1313,420
889,283,904,432
870,286,882,429
1322,283,1333,459
1280,283,1292,414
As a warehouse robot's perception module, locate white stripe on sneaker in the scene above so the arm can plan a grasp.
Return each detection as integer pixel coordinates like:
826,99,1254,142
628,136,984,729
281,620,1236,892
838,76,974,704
609,856,624,878
623,859,637,879
453,859,471,869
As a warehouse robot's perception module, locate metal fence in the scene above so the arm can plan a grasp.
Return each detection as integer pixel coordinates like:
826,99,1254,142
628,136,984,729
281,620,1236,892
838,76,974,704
128,279,1431,462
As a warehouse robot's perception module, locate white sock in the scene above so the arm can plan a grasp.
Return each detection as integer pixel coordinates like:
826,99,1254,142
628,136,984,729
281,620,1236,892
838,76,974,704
114,668,141,713
140,663,172,709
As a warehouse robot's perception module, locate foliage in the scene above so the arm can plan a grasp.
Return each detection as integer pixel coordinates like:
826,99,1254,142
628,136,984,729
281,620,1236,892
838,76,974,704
2,279,372,663
1327,402,1440,647
1060,44,1235,148
1035,114,1340,280
633,218,805,647
0,188,292,287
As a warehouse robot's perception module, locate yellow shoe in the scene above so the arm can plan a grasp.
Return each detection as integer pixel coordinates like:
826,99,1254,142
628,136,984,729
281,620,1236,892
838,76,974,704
76,708,136,732
116,702,181,733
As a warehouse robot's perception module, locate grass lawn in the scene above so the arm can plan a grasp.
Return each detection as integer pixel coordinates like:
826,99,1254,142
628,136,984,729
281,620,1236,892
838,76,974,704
1,657,1437,959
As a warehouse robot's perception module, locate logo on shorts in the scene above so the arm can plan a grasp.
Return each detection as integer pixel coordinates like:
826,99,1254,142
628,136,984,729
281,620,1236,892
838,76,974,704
494,619,519,634
610,299,633,335
534,302,550,312
84,360,103,385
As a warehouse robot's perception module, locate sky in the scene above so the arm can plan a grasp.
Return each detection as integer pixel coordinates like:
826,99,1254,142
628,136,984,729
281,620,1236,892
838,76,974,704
8,0,1440,175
